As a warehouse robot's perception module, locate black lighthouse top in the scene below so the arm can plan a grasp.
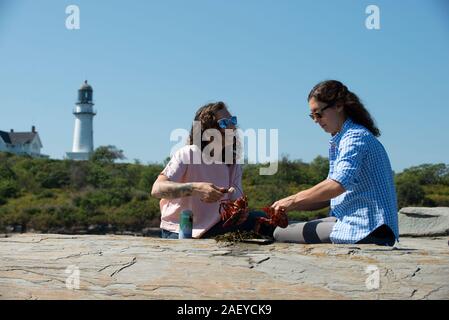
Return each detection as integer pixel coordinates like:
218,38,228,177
77,80,93,104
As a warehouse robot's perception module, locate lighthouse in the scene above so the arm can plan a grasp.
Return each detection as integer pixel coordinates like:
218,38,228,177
66,80,96,160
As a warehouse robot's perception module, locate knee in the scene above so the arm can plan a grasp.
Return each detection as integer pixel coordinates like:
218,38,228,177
273,227,281,241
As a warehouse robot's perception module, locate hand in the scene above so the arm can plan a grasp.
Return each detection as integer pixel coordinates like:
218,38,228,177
271,194,297,213
192,183,226,203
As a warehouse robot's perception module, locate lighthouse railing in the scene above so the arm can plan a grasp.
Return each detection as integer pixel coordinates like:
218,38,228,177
73,108,97,115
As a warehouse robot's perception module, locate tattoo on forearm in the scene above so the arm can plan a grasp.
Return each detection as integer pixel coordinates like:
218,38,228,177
155,182,194,199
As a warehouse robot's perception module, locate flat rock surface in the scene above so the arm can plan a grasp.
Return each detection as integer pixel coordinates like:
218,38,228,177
399,207,449,237
0,233,448,300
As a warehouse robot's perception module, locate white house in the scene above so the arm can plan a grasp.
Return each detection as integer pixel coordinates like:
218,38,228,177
0,126,48,158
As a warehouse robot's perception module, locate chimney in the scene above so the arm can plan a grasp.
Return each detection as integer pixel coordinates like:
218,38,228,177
10,129,14,133
32,126,36,133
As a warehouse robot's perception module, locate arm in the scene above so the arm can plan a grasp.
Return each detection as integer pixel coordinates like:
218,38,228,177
301,200,331,211
151,174,194,198
271,179,345,212
151,174,227,203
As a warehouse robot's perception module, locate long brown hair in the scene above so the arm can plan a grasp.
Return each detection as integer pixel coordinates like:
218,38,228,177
308,80,381,137
187,101,239,163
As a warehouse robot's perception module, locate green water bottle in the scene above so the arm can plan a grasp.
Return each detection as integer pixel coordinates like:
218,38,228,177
179,210,193,239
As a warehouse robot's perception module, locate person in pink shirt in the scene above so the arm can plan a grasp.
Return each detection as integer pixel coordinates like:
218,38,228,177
152,101,272,239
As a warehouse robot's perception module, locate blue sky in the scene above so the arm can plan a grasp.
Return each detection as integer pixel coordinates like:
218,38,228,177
0,0,448,172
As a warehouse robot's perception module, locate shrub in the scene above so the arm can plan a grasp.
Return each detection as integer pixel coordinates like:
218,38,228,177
36,190,55,199
0,162,16,180
132,189,149,201
73,188,132,212
288,208,329,222
86,164,113,188
138,165,163,192
36,165,70,189
425,194,449,207
111,199,159,230
0,180,19,199
396,178,425,208
69,161,89,189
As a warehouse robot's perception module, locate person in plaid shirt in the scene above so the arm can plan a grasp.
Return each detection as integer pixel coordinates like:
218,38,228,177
272,80,398,245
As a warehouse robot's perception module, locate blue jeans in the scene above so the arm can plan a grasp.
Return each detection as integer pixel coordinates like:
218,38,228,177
160,210,273,239
160,228,179,239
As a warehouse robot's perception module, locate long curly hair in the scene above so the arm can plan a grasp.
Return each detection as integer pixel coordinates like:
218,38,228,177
308,80,380,137
187,101,240,163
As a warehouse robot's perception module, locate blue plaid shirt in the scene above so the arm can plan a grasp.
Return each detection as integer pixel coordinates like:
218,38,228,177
328,118,399,244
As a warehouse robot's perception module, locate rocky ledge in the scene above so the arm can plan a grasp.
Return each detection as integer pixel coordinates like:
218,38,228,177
0,233,448,300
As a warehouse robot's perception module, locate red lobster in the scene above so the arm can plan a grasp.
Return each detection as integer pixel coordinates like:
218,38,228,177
254,206,289,234
218,194,288,234
219,195,250,228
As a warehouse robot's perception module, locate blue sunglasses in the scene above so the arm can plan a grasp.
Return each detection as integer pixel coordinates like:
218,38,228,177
217,116,237,129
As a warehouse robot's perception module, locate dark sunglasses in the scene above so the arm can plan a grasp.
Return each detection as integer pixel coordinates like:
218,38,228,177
217,116,237,129
309,102,335,120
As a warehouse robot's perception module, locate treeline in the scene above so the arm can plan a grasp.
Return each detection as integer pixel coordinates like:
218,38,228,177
0,149,448,233
0,148,163,233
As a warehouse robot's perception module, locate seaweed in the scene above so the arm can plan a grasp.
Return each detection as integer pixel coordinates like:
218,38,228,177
214,230,266,243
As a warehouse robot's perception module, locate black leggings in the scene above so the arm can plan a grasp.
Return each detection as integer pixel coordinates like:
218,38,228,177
274,217,395,246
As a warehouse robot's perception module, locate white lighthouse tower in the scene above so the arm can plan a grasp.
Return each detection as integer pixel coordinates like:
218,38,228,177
66,80,96,160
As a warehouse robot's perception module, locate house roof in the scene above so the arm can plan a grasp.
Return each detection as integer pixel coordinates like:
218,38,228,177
0,131,40,145
0,131,9,144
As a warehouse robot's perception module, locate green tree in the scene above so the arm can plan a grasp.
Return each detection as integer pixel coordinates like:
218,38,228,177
399,163,449,185
90,145,126,164
138,165,163,192
309,156,329,184
396,177,425,208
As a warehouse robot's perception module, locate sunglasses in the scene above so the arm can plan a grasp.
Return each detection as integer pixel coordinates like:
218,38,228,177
217,116,237,129
309,102,335,120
